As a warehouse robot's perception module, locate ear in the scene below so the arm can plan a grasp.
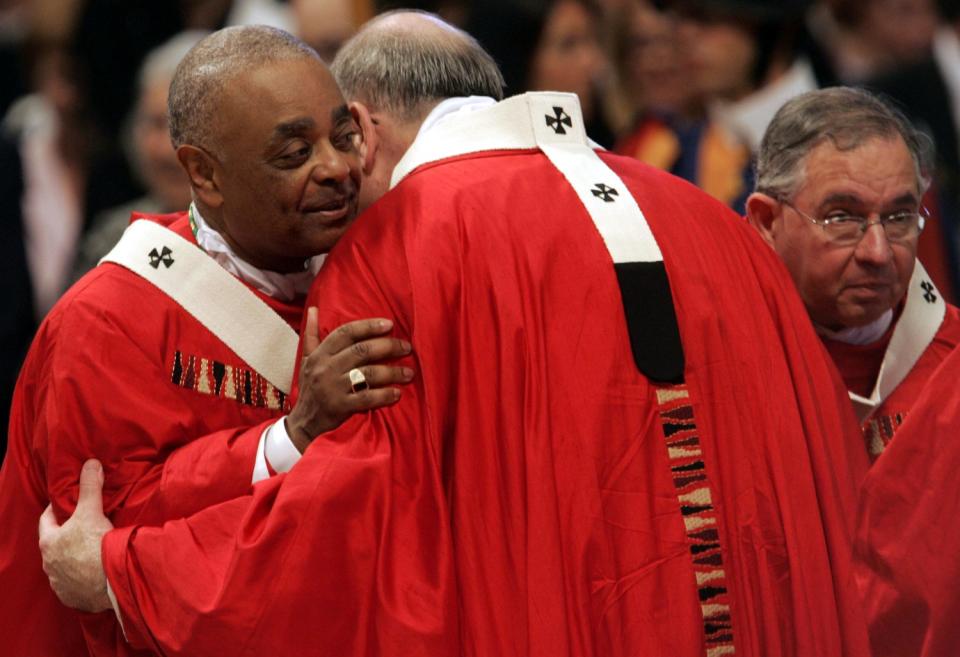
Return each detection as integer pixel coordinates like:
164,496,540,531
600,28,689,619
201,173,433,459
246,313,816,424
350,101,378,175
746,192,781,248
176,145,223,209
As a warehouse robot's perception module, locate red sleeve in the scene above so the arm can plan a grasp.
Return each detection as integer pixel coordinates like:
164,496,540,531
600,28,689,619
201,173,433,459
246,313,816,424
854,348,960,657
41,277,269,527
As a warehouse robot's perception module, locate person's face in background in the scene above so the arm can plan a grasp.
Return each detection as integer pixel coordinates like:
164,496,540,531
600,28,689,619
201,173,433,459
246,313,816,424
133,78,192,212
621,1,692,116
675,7,758,102
860,0,937,69
291,0,371,63
529,0,608,120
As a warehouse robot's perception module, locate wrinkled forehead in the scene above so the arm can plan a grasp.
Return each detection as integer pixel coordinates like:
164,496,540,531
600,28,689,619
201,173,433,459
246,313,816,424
796,135,923,207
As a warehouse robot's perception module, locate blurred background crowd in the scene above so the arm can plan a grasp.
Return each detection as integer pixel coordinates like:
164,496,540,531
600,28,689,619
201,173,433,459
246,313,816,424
2,0,959,453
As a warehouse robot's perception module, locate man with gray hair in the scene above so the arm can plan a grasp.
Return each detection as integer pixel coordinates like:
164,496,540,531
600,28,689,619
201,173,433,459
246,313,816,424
0,25,411,657
40,13,873,657
747,86,960,461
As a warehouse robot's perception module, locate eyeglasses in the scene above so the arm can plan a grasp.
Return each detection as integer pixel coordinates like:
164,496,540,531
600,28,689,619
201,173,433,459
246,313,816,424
780,200,927,245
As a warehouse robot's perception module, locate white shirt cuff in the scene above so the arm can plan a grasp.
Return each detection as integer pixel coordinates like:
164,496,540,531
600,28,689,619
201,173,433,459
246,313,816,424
105,578,127,639
252,417,302,484
265,416,303,473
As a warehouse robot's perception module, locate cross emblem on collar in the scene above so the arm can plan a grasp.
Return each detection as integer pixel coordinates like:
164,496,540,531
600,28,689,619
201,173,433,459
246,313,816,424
921,280,937,303
591,183,619,202
148,246,174,269
545,106,573,135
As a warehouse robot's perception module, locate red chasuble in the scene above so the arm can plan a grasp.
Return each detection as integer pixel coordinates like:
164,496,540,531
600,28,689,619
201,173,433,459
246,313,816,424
102,96,870,657
0,213,303,657
823,297,960,461
855,344,960,657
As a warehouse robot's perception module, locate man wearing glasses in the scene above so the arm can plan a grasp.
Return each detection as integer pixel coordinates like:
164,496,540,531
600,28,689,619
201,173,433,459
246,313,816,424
747,86,960,464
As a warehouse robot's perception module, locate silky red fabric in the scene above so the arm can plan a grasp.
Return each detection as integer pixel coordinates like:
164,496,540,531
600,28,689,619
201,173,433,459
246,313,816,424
824,327,895,398
0,213,302,657
103,152,871,656
855,344,960,656
825,304,960,458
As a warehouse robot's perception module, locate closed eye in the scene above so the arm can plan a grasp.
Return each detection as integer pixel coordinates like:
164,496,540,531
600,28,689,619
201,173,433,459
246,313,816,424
276,142,312,167
333,125,361,153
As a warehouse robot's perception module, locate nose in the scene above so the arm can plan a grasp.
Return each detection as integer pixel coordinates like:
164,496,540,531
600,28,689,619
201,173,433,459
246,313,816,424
854,221,895,267
310,143,351,184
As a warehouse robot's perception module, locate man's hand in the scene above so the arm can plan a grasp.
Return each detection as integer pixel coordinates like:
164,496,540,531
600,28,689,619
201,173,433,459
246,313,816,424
38,459,114,613
285,309,415,451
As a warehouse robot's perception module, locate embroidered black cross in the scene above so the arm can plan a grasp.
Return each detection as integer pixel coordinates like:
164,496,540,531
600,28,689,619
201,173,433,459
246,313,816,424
591,183,619,202
545,106,573,135
148,246,174,269
921,280,937,303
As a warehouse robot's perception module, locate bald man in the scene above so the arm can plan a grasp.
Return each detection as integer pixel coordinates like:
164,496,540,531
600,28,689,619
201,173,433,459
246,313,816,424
42,13,872,657
0,26,411,657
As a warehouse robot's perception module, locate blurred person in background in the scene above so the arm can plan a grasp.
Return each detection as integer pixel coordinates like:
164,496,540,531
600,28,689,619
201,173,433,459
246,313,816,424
291,0,374,62
3,38,92,319
467,0,616,147
71,31,205,280
865,0,960,299
665,0,834,153
816,0,939,82
613,0,753,211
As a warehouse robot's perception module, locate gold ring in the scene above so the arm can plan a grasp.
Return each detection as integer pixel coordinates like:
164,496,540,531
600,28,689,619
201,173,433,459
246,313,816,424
348,368,368,393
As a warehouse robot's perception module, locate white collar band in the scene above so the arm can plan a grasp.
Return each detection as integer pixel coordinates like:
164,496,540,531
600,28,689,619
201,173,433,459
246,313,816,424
190,203,325,301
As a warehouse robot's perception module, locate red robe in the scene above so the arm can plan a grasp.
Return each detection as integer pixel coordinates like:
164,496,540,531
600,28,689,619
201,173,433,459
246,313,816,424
824,303,960,460
854,344,960,656
0,213,303,657
101,141,871,656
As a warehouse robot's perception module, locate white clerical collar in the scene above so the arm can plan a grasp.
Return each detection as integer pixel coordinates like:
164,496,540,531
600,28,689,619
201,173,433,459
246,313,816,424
189,203,324,301
816,309,894,346
710,57,819,152
933,26,960,162
416,95,498,138
391,92,605,190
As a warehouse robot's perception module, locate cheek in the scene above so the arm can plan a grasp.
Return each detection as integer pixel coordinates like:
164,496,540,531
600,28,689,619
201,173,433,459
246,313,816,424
779,239,842,301
893,248,917,292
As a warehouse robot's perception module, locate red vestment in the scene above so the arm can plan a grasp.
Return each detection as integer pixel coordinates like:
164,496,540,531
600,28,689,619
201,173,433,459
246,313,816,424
854,344,960,656
102,127,872,655
0,213,302,657
824,303,960,460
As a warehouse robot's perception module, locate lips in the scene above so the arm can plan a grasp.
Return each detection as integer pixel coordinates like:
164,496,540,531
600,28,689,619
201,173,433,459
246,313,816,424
301,192,356,222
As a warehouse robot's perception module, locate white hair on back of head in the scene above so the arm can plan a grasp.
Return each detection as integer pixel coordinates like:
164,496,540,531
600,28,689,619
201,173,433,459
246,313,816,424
332,10,504,123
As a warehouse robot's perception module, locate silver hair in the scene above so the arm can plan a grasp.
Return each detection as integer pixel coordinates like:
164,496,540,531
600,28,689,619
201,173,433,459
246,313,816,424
168,25,319,152
755,87,934,201
331,10,505,122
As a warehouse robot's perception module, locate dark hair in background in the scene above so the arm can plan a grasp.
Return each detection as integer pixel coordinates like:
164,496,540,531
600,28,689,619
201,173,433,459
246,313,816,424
464,1,550,96
939,0,960,21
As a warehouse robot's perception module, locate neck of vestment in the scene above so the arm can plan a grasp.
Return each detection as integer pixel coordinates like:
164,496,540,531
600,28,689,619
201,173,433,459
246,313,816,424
189,203,324,302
